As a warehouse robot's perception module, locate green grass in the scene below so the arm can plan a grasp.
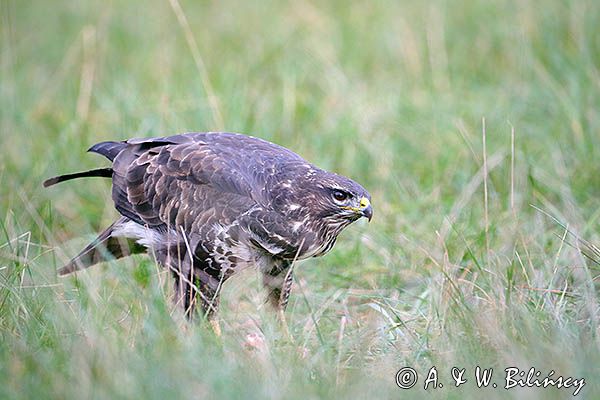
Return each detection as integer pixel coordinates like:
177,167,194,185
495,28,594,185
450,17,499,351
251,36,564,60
2,0,600,398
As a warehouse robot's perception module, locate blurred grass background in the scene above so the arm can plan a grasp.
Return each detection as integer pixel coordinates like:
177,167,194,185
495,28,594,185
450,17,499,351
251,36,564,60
2,0,600,398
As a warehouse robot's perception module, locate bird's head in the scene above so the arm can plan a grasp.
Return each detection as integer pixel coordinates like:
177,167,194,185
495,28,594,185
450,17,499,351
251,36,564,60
310,171,373,225
271,165,372,234
269,164,372,258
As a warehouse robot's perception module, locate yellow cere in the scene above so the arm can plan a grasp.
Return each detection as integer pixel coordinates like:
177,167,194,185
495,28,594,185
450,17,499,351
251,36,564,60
342,197,370,212
359,197,370,209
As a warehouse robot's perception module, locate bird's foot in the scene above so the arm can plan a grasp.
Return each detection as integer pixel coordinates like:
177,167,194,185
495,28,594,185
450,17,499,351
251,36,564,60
209,318,222,337
277,308,294,343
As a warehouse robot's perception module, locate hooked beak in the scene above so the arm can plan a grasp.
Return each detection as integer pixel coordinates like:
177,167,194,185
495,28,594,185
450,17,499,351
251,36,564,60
359,197,373,222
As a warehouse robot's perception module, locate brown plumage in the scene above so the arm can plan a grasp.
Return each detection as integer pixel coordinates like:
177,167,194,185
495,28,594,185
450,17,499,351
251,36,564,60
45,132,372,325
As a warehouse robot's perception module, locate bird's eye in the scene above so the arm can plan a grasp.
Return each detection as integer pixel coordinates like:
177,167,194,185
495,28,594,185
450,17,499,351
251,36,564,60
332,190,349,202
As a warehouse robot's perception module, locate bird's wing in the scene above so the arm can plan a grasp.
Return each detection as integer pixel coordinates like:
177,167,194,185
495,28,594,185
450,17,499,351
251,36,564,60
110,136,263,233
237,207,315,259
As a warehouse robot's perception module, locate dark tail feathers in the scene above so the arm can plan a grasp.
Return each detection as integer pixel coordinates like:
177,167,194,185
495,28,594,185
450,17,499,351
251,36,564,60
43,168,113,188
58,218,144,275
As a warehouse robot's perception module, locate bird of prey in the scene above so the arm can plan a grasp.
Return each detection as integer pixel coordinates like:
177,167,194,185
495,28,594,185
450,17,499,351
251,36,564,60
44,132,372,332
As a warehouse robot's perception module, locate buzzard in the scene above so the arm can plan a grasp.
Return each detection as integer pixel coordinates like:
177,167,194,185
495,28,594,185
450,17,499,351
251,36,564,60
45,132,372,332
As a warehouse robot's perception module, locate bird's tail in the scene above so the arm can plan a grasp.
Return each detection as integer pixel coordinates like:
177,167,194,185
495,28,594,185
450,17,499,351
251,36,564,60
58,217,144,275
43,167,113,188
